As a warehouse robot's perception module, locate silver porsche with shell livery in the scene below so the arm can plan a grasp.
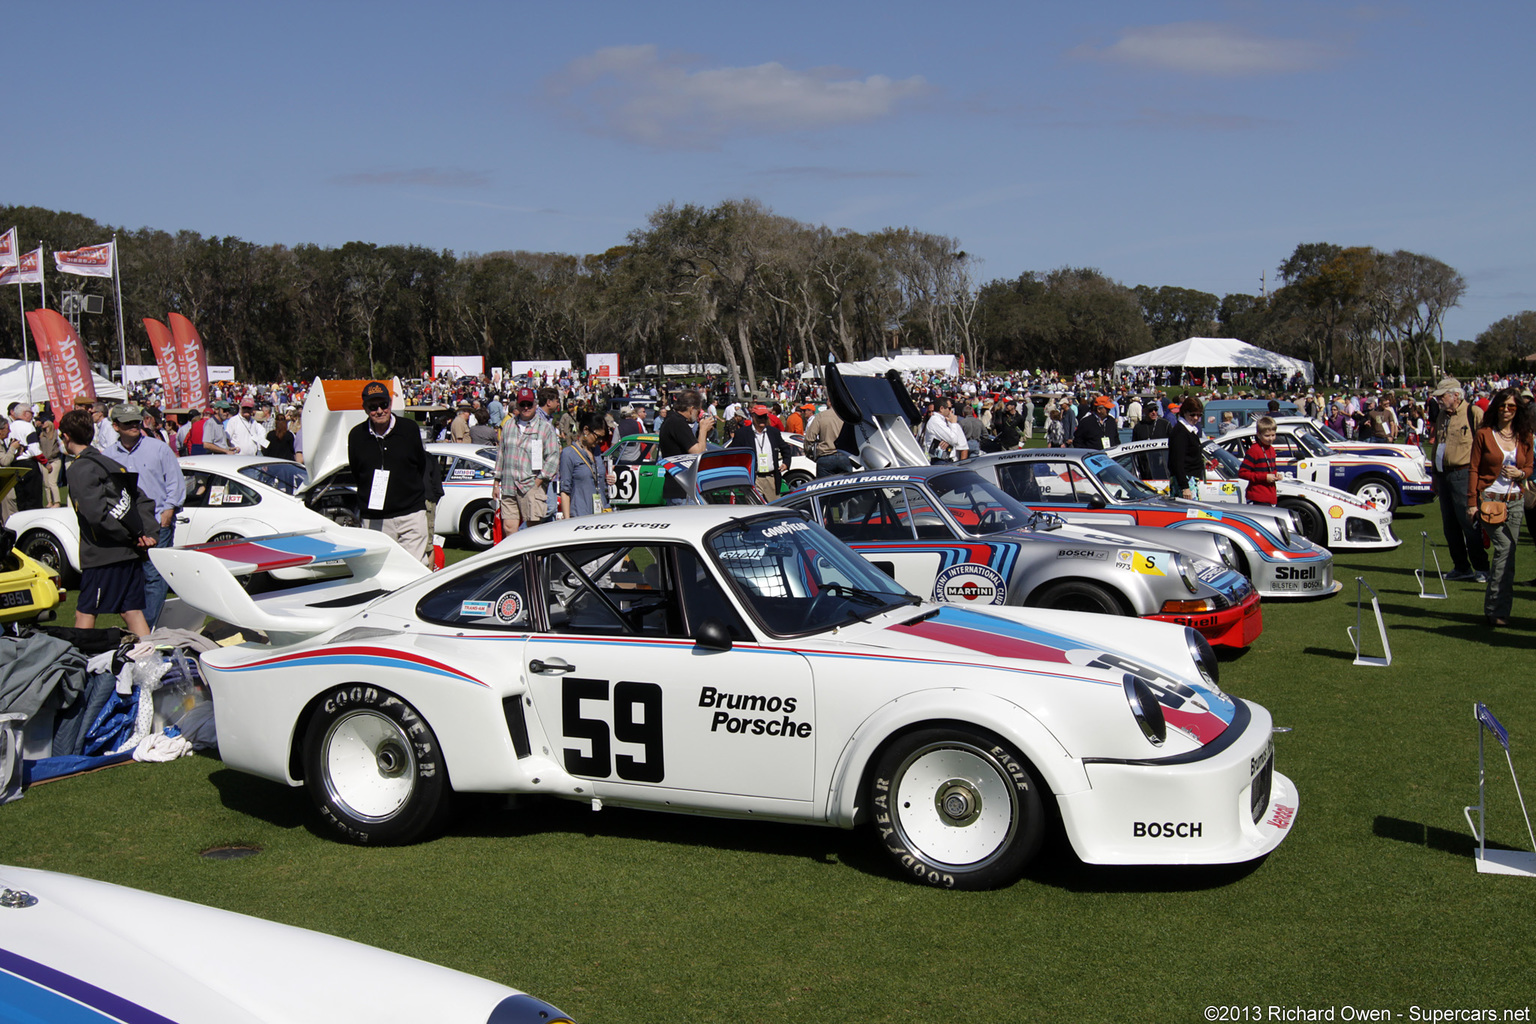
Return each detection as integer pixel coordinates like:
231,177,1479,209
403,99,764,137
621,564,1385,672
151,508,1297,890
779,465,1263,648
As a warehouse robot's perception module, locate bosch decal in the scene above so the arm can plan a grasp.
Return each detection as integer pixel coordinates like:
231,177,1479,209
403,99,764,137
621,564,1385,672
1133,821,1204,838
1056,548,1109,560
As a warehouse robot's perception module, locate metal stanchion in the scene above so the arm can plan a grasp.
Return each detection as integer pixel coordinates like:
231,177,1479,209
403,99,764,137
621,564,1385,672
1415,531,1447,599
1464,703,1536,876
1347,576,1392,667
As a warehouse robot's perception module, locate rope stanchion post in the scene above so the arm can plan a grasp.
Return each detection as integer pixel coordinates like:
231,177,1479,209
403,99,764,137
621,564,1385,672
1415,531,1447,599
1464,703,1536,876
1346,576,1392,667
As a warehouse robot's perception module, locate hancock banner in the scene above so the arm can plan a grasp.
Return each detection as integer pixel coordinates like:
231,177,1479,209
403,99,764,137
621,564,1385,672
35,310,97,408
24,311,68,415
0,248,44,286
53,241,115,278
143,317,187,408
166,312,209,410
0,228,16,268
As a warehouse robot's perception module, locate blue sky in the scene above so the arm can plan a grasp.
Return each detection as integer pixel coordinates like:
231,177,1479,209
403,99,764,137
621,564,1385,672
6,1,1532,345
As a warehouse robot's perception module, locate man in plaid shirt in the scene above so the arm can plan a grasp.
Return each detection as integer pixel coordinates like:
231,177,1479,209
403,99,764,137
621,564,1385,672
493,387,559,533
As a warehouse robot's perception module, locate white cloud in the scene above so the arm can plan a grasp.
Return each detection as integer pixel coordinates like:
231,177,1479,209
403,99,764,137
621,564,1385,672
1074,22,1342,76
547,45,928,148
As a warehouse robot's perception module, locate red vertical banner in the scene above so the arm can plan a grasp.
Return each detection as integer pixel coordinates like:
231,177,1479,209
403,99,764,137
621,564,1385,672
166,312,209,410
24,311,67,417
144,317,185,407
37,310,97,408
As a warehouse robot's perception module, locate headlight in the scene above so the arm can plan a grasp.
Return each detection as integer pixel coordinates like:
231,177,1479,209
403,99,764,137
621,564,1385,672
1123,673,1167,746
1215,535,1239,569
1184,626,1221,691
1175,555,1198,594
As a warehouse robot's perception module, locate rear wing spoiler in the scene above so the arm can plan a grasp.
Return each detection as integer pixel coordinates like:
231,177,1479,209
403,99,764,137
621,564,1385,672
148,528,429,645
660,448,764,503
824,362,929,470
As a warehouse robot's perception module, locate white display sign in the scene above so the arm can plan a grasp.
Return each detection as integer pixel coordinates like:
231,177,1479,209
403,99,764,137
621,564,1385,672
586,353,619,378
432,355,486,378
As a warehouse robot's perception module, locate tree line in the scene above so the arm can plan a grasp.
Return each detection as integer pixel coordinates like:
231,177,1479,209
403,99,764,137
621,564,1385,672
0,201,1520,393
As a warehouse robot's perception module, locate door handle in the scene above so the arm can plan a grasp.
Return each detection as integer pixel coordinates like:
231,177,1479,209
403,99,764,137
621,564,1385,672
529,658,574,675
176,516,190,523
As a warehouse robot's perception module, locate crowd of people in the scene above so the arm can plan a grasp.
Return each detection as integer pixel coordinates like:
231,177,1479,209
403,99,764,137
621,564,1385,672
7,363,1532,640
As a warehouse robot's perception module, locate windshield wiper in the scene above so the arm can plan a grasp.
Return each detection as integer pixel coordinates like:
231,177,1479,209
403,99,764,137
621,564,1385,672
823,582,916,607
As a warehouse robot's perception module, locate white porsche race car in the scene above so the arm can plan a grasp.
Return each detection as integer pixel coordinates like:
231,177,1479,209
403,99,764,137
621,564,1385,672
9,455,341,587
152,509,1297,890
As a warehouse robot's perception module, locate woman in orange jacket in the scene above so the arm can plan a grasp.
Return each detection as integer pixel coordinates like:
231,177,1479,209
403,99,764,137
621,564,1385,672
1468,387,1534,626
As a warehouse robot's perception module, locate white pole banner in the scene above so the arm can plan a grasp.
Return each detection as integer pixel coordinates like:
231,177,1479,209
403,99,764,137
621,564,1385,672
0,227,16,268
53,241,115,278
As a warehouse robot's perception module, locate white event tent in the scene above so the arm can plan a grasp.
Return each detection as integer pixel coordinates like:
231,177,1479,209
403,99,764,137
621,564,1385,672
0,358,125,410
1113,337,1313,384
795,354,962,379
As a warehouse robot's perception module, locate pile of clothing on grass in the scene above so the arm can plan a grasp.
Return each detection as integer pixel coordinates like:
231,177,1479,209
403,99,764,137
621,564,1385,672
0,624,231,805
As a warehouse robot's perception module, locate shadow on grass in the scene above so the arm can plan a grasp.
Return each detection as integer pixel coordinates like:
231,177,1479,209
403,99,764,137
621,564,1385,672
208,769,310,831
446,793,1265,893
1372,815,1521,858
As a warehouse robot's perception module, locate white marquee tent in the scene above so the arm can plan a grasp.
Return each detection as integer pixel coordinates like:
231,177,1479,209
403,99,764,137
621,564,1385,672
1113,337,1313,384
795,354,962,379
0,358,125,410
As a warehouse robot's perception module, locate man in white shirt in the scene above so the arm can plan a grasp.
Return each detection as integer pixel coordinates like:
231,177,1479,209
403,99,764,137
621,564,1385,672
923,398,968,461
224,397,267,456
6,403,44,510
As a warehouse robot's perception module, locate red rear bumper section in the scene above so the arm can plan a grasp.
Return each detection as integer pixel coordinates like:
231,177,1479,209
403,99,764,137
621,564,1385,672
1148,592,1264,649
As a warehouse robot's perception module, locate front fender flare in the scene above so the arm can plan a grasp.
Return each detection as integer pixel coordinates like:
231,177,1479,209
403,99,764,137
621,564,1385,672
824,687,1089,829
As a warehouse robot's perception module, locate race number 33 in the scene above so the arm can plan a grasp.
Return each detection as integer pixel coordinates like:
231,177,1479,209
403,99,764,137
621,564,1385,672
561,677,665,782
612,466,640,503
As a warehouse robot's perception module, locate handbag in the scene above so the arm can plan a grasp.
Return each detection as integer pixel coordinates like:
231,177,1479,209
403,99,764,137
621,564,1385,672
1479,498,1509,526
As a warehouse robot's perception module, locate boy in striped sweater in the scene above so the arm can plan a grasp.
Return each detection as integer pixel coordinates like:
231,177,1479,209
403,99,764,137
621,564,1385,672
1238,416,1281,505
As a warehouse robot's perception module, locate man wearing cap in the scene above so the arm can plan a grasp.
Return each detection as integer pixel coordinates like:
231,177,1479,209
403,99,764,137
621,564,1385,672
105,402,185,627
493,387,558,531
450,402,473,444
201,402,236,455
1431,377,1488,583
347,381,431,563
730,405,792,499
89,402,116,452
1072,396,1118,450
225,397,266,456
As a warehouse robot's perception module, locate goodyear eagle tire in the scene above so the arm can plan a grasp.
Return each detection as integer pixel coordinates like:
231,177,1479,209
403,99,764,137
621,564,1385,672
19,529,78,589
301,685,451,845
871,727,1044,890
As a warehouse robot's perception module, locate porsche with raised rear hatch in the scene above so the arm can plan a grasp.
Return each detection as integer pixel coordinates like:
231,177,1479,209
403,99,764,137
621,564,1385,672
152,509,1297,889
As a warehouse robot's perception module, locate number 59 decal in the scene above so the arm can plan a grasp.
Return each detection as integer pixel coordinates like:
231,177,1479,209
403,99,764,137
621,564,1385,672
561,677,665,782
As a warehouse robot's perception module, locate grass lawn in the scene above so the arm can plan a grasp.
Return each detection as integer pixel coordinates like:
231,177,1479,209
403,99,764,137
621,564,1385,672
4,506,1535,1022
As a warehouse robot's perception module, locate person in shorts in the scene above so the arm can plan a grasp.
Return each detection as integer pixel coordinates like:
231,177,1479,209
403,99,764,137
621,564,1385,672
60,408,156,636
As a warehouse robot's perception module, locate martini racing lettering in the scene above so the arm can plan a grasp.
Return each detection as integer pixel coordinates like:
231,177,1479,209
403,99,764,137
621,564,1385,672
803,473,912,493
1134,821,1203,838
699,686,812,737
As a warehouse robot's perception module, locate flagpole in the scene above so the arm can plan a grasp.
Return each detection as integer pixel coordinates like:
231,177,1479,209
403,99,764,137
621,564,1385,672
30,242,45,405
16,276,28,400
112,233,127,386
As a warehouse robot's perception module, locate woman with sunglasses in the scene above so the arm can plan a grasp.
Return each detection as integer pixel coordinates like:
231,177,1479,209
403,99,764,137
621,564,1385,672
1468,388,1534,626
557,412,614,519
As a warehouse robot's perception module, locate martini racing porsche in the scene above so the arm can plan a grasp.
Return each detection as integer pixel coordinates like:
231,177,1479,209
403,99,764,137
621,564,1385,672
967,448,1338,599
1215,419,1434,512
151,509,1297,890
778,466,1262,648
1105,438,1400,552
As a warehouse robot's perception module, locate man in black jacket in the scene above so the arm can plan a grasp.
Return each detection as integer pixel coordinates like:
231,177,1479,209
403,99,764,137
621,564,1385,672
730,404,792,499
1072,396,1119,450
61,408,156,636
347,380,429,564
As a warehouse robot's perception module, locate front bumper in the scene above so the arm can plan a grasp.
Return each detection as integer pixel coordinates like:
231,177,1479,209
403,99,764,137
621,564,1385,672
1057,699,1298,865
1149,591,1263,649
1252,552,1335,599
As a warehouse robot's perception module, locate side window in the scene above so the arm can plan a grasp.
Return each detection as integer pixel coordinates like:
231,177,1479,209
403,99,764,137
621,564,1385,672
818,487,916,542
416,555,531,630
900,487,955,540
542,543,683,637
674,546,752,639
185,472,261,508
1271,435,1301,464
995,461,1087,504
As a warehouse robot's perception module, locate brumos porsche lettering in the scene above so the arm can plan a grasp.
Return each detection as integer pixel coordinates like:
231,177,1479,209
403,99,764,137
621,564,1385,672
699,686,811,737
1134,821,1203,838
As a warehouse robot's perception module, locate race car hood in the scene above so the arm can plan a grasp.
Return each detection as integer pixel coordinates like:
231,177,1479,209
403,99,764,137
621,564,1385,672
0,864,570,1024
1019,515,1230,567
831,604,1237,747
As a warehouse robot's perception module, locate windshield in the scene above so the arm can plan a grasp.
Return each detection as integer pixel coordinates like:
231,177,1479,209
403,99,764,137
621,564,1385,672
928,472,1030,536
239,461,308,494
1291,424,1336,458
706,515,916,637
1204,445,1242,478
1082,453,1163,501
1315,422,1346,442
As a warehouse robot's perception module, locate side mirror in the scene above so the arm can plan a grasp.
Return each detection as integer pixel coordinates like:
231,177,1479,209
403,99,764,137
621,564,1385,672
695,618,734,652
1087,495,1107,509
